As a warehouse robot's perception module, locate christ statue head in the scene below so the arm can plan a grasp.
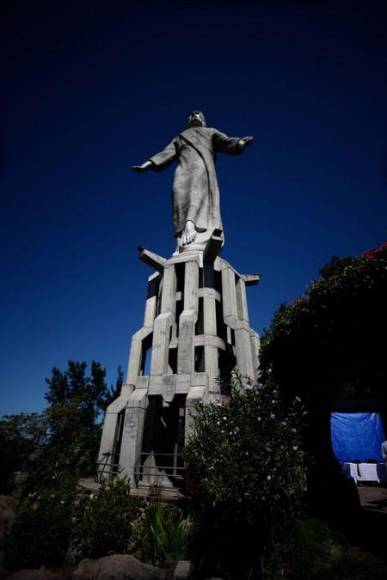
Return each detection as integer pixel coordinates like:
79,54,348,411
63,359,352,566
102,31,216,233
187,110,207,128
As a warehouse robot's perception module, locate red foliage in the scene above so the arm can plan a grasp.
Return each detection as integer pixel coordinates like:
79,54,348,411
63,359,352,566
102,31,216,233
362,241,387,259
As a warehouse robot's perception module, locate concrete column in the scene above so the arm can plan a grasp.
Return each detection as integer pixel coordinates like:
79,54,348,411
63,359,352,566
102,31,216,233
185,386,207,442
235,327,255,382
143,277,158,328
250,331,261,380
222,267,238,322
203,288,219,392
125,277,159,385
150,265,176,375
235,276,255,381
126,328,151,384
119,390,148,486
236,278,249,324
98,413,118,462
97,384,134,478
161,265,176,314
177,260,199,374
184,260,199,311
222,266,255,382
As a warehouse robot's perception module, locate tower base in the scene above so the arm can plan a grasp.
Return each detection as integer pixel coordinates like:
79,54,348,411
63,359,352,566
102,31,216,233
98,235,260,492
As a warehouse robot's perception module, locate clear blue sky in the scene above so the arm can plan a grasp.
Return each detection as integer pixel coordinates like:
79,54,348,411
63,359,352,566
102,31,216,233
1,1,386,415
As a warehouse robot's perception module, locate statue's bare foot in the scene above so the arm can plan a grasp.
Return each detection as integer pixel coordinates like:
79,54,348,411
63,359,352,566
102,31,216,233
181,220,197,246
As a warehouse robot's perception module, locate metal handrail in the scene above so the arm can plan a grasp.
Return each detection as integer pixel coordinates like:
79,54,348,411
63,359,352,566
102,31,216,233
139,452,185,456
135,451,185,488
95,453,122,482
136,465,185,472
95,451,186,486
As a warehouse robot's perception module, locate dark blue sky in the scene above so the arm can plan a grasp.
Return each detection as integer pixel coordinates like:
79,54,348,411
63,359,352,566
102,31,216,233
1,1,386,415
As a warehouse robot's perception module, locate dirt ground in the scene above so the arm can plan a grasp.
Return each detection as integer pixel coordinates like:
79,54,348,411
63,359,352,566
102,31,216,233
356,485,387,561
358,484,387,514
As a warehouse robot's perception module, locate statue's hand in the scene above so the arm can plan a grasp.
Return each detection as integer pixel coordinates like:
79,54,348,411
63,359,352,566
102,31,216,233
239,136,253,148
132,161,152,172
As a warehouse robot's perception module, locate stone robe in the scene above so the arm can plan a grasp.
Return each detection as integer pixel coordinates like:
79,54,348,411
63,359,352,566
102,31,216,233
149,126,242,237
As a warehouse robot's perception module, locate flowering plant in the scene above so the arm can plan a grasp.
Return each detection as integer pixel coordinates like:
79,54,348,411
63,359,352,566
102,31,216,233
260,242,387,403
184,373,307,578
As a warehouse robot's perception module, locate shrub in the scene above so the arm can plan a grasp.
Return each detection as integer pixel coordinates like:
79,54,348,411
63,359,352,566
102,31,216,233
71,477,142,559
2,479,76,569
137,501,191,567
184,373,307,578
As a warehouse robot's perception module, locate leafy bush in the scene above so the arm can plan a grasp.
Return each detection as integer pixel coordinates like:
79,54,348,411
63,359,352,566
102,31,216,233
184,374,307,578
2,479,76,569
71,477,142,559
137,501,191,567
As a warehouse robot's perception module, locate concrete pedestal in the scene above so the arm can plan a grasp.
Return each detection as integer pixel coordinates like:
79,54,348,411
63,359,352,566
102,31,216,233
98,239,260,491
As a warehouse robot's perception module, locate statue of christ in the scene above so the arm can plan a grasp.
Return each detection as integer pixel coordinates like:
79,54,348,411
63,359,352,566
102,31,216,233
133,110,253,249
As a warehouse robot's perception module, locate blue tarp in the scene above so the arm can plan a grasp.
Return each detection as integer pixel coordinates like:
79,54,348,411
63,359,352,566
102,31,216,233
331,412,386,463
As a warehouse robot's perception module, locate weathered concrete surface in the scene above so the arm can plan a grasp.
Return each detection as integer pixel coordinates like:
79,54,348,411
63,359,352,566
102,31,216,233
119,390,148,485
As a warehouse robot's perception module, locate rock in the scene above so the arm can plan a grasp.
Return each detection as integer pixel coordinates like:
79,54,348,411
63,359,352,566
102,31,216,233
73,554,166,580
173,561,192,579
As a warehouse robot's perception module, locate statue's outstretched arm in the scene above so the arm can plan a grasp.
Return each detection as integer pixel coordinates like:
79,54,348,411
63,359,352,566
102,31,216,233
132,161,153,172
214,130,253,155
132,139,177,173
238,136,253,148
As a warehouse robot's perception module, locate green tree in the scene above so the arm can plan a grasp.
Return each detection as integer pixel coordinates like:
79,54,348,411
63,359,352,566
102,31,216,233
25,361,116,490
260,242,387,524
101,365,124,409
0,413,47,493
184,374,307,579
1,361,124,494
